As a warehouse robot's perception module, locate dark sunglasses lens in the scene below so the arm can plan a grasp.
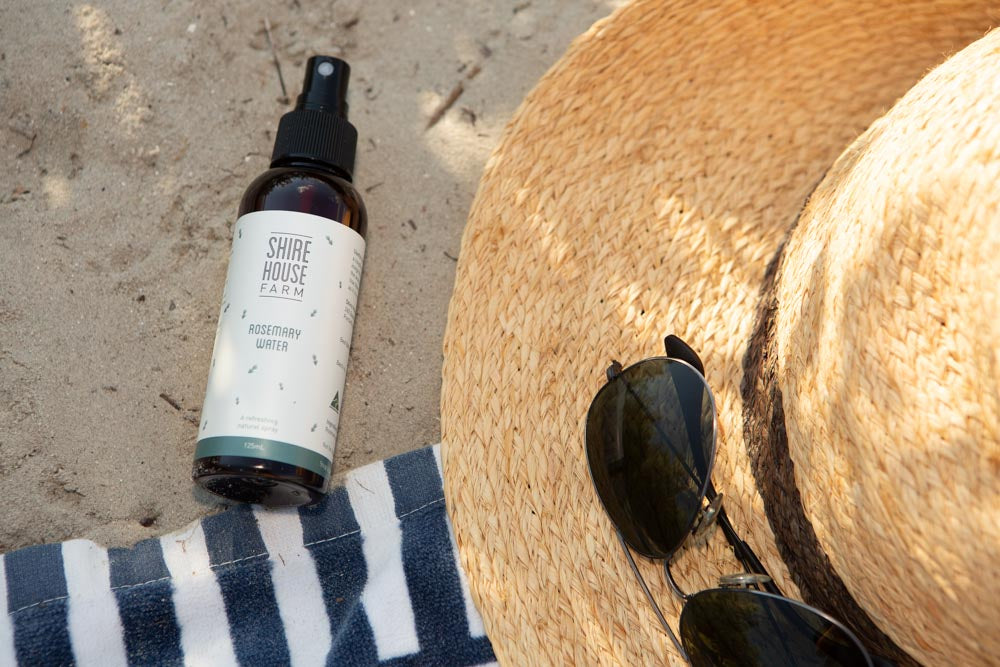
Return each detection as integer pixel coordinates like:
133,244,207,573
585,358,715,558
680,589,871,667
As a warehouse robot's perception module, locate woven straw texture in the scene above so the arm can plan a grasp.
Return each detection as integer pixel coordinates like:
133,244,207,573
441,1,999,665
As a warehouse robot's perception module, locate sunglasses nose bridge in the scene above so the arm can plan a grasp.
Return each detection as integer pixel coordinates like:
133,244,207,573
605,360,623,382
718,572,773,589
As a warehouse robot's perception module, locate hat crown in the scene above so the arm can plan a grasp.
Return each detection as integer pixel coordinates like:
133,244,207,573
770,30,1000,662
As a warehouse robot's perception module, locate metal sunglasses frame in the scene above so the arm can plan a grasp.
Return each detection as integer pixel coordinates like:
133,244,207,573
586,335,877,666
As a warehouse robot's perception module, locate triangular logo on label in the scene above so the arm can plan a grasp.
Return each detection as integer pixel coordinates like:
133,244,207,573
330,392,340,412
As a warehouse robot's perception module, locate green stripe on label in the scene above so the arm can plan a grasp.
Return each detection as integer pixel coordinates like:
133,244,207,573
195,436,331,478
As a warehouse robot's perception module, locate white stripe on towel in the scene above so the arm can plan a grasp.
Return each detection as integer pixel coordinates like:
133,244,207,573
160,523,239,667
253,506,332,667
0,556,17,667
62,539,129,667
347,461,420,660
433,445,487,638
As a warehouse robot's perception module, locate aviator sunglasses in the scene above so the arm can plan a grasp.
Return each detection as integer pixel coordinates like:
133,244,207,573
585,335,880,666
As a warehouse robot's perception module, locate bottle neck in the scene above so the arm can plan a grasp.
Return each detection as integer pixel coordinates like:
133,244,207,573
270,156,353,183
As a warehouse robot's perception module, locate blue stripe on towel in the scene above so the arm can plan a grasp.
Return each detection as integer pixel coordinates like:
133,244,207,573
109,537,170,587
326,601,380,666
204,507,290,665
300,484,362,541
109,539,184,666
300,485,380,662
384,447,444,513
202,505,268,563
387,451,496,666
5,544,73,666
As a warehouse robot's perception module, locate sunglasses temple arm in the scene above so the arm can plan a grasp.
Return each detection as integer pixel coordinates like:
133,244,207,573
663,335,705,377
716,506,886,666
617,531,690,662
714,508,817,661
714,506,782,596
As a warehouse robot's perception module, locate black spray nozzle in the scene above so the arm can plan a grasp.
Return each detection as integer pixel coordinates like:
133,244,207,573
271,55,358,179
296,56,350,119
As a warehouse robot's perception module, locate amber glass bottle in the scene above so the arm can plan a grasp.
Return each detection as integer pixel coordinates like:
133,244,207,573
193,56,367,506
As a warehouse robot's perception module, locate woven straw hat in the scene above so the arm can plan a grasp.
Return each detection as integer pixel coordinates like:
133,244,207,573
441,2,1000,665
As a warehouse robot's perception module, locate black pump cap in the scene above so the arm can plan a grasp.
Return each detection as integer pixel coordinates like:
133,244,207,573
270,56,358,179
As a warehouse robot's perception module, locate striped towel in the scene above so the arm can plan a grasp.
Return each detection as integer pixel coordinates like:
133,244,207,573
0,445,496,666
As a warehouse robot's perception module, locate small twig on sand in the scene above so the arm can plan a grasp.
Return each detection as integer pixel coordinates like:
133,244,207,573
263,18,289,104
15,132,36,159
159,392,183,411
426,83,463,130
426,64,483,130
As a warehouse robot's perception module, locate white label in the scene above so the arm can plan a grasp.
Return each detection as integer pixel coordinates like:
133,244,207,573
196,210,365,477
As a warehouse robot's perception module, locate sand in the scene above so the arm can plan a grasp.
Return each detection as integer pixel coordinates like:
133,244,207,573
0,0,618,551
